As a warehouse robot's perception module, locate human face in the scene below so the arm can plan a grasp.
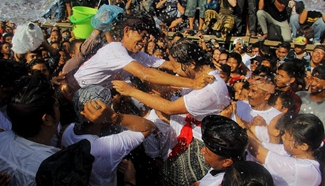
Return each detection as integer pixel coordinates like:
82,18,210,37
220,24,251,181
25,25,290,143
233,82,244,100
250,60,260,72
248,85,267,108
201,146,228,171
251,47,259,56
234,41,243,53
226,57,240,73
50,31,59,43
59,51,67,66
281,130,304,155
62,42,70,53
310,76,325,94
261,60,271,68
4,36,12,44
123,29,149,53
311,49,325,64
276,47,288,61
146,41,156,55
273,97,285,112
1,43,11,55
213,49,221,62
294,45,305,55
26,52,38,64
168,55,190,78
219,54,227,64
153,49,164,59
275,70,293,89
31,63,50,78
51,43,59,50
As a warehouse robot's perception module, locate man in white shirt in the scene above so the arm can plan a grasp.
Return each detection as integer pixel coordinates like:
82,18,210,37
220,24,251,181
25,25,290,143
191,115,248,186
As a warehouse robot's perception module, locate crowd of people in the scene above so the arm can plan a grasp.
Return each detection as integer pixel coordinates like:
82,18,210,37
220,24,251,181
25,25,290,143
0,0,325,186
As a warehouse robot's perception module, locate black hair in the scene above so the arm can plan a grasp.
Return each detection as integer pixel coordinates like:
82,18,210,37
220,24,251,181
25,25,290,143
172,31,184,40
252,41,261,49
278,61,306,91
27,59,51,77
252,65,273,80
277,42,291,52
169,38,212,67
276,91,297,113
201,115,248,161
285,114,325,179
227,52,242,64
275,112,297,144
222,161,275,186
220,63,231,77
7,74,56,138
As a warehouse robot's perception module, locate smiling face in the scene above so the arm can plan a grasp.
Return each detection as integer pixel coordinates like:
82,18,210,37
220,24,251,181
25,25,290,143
122,27,149,54
276,47,289,61
311,49,325,64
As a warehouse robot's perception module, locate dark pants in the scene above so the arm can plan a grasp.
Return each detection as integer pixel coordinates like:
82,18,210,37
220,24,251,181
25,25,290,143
234,0,257,34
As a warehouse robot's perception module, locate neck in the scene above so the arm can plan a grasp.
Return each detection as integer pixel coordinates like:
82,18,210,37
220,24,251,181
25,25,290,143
310,60,319,69
276,85,291,92
26,131,54,146
292,151,315,160
194,65,214,79
252,102,271,111
310,91,325,102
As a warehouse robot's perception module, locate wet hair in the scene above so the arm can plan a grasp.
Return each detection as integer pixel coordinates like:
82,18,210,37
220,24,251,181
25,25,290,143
278,61,306,91
220,64,231,77
275,112,297,144
285,114,325,171
228,52,242,64
7,73,56,138
69,39,85,55
275,91,296,113
222,161,275,186
201,115,248,161
119,11,159,36
169,38,212,67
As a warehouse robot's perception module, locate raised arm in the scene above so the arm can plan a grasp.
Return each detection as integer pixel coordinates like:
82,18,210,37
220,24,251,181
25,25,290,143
112,80,188,115
123,61,215,89
298,9,308,24
81,100,156,137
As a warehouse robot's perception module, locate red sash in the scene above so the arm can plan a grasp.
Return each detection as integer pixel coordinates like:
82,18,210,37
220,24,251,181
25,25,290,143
168,114,201,159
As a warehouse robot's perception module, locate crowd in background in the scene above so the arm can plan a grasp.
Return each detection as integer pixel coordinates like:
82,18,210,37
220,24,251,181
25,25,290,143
0,0,325,186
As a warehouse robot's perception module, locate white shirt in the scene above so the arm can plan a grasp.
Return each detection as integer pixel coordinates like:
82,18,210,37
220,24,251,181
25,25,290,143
170,71,230,141
74,42,165,88
232,101,281,125
143,109,178,161
0,111,11,131
198,168,224,186
264,145,321,186
61,123,99,148
0,131,59,186
90,130,144,186
255,126,270,142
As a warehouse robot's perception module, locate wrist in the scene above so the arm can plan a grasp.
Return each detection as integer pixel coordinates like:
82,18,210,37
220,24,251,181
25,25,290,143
112,112,124,124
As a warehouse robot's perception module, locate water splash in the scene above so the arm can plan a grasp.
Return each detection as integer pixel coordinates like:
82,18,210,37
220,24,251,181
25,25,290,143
0,0,58,25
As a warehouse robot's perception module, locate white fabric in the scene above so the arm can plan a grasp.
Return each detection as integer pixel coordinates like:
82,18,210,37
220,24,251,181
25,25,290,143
90,130,144,186
262,142,290,156
264,150,321,186
0,131,59,186
242,53,252,69
198,168,224,186
142,109,178,161
12,23,43,54
74,42,165,88
231,101,281,125
255,126,270,142
171,71,230,141
61,123,99,148
0,111,11,131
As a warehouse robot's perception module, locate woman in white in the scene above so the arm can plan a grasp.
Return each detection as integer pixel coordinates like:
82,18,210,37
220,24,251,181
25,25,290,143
244,113,325,186
112,38,230,186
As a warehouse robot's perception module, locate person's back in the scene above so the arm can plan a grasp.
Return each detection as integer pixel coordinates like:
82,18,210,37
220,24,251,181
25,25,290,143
0,74,60,185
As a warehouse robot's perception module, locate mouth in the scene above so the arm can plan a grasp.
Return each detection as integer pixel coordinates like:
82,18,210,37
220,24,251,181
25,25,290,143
135,42,144,50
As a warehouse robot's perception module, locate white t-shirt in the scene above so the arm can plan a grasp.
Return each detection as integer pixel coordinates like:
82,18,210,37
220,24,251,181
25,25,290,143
61,123,99,148
255,126,269,142
90,130,144,186
171,71,230,140
264,147,321,186
198,168,224,186
232,101,281,125
0,111,11,131
142,109,177,161
0,131,59,186
74,42,165,88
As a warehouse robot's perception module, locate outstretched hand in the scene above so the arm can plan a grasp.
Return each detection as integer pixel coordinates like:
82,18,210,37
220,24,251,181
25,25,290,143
112,80,135,96
80,100,115,124
193,73,215,89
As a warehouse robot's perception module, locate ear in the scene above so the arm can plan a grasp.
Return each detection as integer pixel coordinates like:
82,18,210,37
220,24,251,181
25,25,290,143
264,92,271,101
299,143,309,151
124,26,131,37
189,60,196,70
222,158,233,168
273,129,281,137
289,77,296,84
42,114,54,127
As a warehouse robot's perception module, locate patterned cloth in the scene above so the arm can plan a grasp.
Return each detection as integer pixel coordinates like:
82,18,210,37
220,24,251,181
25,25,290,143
159,138,209,186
